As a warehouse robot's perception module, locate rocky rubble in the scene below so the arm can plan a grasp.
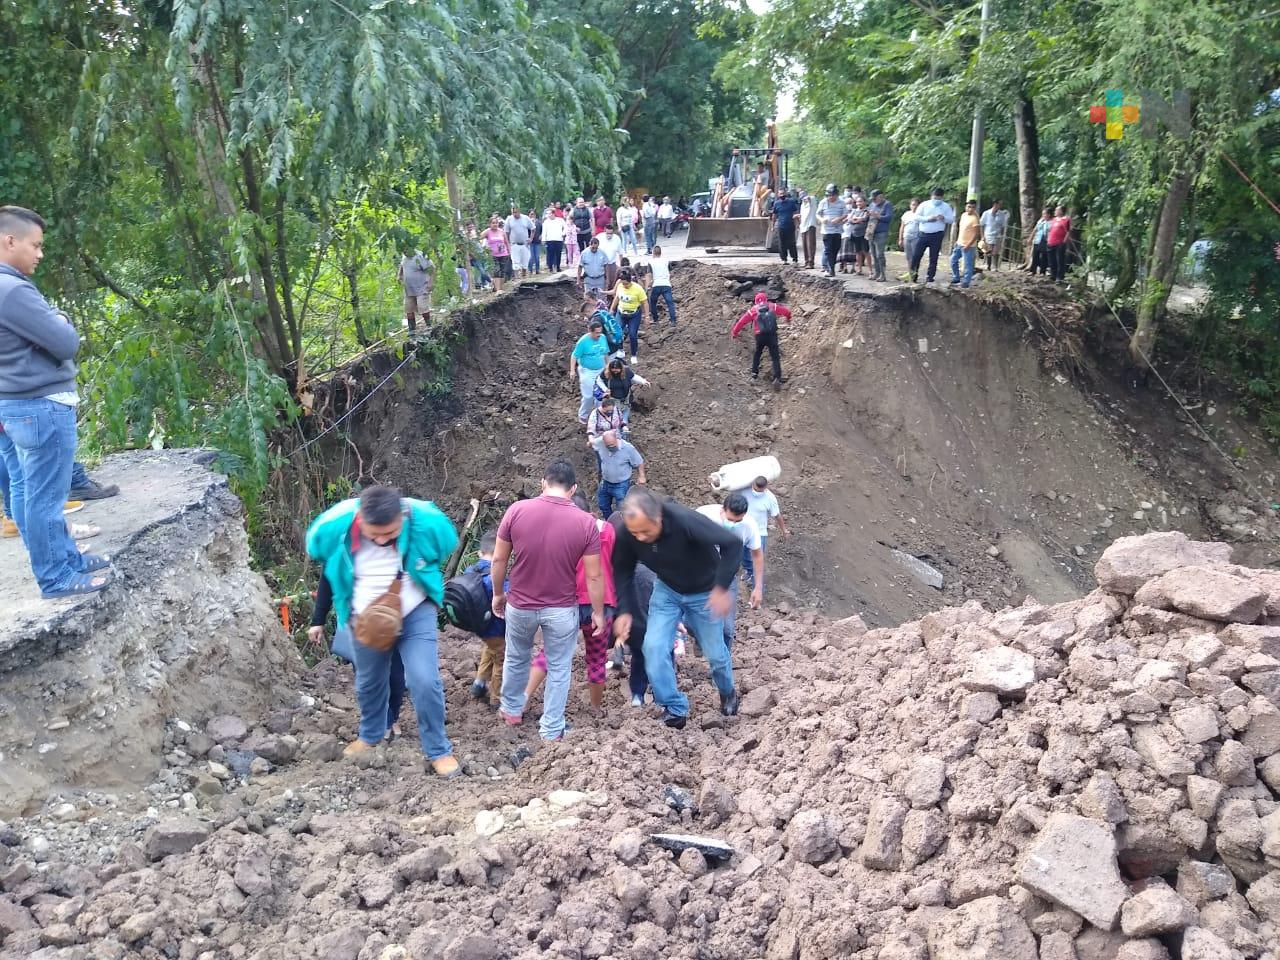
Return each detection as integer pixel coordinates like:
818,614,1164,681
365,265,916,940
1,531,1279,959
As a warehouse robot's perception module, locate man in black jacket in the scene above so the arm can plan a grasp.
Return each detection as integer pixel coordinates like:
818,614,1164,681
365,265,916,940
571,197,594,261
612,487,743,728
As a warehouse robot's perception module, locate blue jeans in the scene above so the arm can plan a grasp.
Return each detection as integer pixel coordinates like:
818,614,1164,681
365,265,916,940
598,478,631,518
0,398,84,593
349,602,452,759
742,535,767,582
722,578,738,649
622,311,642,357
334,628,406,729
500,603,578,740
950,245,975,286
649,285,677,324
577,365,601,420
643,221,657,253
642,580,735,717
529,242,543,272
621,225,639,255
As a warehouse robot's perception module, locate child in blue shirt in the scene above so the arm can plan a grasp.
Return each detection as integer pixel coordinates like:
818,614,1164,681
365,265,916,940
467,531,508,705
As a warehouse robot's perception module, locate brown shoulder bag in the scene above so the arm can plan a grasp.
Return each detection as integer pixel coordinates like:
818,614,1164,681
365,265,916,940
353,573,404,652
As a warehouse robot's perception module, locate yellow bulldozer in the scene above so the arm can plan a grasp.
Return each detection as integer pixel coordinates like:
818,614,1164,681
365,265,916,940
685,142,790,250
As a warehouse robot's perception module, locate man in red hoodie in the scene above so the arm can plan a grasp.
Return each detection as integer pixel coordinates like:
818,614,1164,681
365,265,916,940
732,292,792,385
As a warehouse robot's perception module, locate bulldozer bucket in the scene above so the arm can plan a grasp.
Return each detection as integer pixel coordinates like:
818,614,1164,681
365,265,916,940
684,217,771,249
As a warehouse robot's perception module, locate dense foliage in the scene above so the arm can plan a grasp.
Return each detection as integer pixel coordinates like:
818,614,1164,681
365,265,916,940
741,0,1280,404
0,0,761,514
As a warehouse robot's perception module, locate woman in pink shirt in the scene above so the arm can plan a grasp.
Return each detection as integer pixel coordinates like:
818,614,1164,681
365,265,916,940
1046,205,1071,284
483,216,511,292
564,214,579,266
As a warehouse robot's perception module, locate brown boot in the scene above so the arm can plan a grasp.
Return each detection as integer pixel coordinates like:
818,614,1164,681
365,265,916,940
1,517,17,539
343,739,376,758
430,755,461,779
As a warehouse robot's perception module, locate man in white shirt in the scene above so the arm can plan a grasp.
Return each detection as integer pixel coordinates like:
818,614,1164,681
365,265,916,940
742,475,788,587
641,195,659,253
697,492,763,650
909,186,956,283
504,205,535,278
657,197,675,238
597,225,623,291
980,199,1010,272
646,244,677,325
541,211,566,273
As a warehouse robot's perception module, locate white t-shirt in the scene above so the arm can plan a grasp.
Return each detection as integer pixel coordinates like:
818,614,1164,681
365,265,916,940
649,258,671,287
743,488,779,536
658,203,674,220
697,505,762,551
642,200,658,221
542,216,566,243
902,209,920,240
352,537,427,617
617,206,635,228
597,233,622,263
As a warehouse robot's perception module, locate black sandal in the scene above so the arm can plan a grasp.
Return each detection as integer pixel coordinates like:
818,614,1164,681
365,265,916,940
80,553,112,573
42,571,111,599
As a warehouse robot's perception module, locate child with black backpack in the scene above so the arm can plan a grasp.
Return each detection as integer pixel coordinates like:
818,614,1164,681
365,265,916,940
731,291,793,385
443,530,507,706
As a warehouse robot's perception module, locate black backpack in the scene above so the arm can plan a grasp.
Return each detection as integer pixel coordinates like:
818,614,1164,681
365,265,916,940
443,570,493,634
755,304,778,334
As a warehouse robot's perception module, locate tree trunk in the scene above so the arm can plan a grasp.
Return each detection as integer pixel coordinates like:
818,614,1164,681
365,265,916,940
1110,235,1137,302
1013,95,1040,265
1129,168,1193,367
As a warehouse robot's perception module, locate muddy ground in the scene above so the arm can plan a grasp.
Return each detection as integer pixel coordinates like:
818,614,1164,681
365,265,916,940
320,261,1278,626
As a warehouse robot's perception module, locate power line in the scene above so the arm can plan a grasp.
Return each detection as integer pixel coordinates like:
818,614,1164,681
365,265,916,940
287,349,418,459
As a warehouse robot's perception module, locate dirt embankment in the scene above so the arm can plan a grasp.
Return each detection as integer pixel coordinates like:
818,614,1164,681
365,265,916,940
306,262,1279,627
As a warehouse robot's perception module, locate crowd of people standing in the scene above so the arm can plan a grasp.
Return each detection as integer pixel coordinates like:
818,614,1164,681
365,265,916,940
772,184,1074,288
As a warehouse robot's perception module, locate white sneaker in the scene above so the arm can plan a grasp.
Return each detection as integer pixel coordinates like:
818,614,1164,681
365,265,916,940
631,694,644,708
674,636,686,657
630,355,638,365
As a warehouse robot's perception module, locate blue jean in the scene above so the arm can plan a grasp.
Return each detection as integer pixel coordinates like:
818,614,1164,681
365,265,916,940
0,398,84,593
598,478,631,517
649,285,677,324
578,365,602,420
643,221,657,253
1,457,98,519
950,245,975,286
622,311,642,357
349,602,452,759
621,225,639,255
334,628,406,728
722,577,738,649
642,580,735,717
530,242,543,272
500,603,579,739
742,535,767,582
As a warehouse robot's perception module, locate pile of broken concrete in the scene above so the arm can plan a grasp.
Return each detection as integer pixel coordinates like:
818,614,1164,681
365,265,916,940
2,531,1279,960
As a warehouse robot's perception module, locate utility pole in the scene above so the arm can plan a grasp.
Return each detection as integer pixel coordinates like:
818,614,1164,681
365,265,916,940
965,0,992,206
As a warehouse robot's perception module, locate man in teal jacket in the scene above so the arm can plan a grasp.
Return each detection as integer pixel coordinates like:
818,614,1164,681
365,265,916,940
306,485,461,777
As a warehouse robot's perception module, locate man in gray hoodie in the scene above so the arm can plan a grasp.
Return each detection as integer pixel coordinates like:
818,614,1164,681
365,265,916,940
0,206,110,597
